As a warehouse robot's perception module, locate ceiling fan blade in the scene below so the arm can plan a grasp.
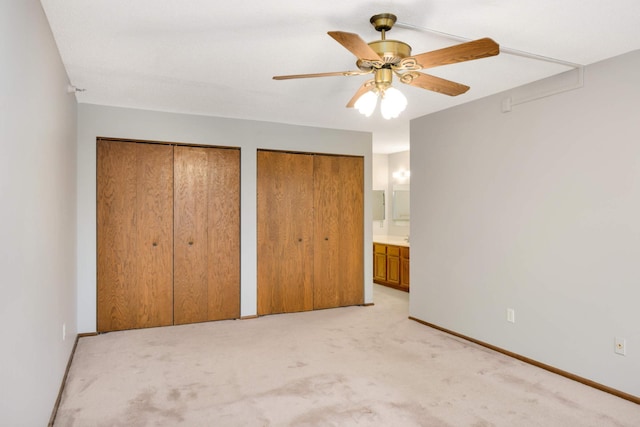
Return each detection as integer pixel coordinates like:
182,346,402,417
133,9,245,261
346,80,375,108
399,72,470,96
409,38,499,70
273,70,369,80
328,31,382,61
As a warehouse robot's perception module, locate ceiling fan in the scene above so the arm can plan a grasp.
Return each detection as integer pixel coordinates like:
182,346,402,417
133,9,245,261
273,13,500,118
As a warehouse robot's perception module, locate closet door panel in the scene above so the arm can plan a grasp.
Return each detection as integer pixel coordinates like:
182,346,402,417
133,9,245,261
313,155,364,308
174,147,210,324
337,155,364,306
135,144,174,327
206,148,240,320
174,146,240,324
97,141,137,331
257,151,314,315
97,141,174,332
312,155,341,309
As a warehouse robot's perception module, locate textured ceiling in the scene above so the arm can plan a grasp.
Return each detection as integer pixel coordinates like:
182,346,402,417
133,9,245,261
41,1,640,153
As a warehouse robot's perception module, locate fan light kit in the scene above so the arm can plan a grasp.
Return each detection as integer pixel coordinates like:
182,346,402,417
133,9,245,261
274,13,499,119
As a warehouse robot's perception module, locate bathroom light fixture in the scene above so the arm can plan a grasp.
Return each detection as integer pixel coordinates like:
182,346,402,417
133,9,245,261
392,169,411,180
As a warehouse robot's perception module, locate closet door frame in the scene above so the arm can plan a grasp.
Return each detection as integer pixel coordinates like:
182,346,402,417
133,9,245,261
256,149,364,315
96,137,240,332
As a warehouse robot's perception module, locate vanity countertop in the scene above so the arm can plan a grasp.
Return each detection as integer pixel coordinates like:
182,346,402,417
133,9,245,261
373,235,410,247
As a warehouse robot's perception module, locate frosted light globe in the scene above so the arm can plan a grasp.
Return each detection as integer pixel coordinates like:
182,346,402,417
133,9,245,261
380,87,407,119
354,90,378,117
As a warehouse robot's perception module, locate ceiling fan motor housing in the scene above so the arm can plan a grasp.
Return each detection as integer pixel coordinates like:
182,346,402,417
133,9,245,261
367,13,412,65
368,40,412,64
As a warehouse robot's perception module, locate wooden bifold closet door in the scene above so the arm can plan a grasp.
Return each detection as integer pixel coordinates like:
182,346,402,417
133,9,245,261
257,150,363,316
97,140,239,332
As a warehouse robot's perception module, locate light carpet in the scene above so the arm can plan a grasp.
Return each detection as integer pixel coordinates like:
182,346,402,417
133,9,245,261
54,285,639,426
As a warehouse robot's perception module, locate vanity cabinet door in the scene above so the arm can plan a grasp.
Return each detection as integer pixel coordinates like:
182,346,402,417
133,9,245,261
373,244,387,282
386,245,401,286
400,247,410,290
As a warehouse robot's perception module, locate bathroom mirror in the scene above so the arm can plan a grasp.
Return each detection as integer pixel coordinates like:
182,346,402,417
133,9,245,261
372,190,385,221
392,185,410,221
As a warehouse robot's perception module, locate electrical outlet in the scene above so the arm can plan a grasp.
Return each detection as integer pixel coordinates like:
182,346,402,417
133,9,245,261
507,308,515,323
62,323,66,341
614,337,626,356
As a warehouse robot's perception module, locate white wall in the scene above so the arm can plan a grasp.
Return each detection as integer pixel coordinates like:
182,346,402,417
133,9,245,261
77,104,372,332
410,50,640,397
0,1,77,425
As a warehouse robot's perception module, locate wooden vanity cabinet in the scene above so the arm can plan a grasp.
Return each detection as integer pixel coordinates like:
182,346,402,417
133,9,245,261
373,243,409,292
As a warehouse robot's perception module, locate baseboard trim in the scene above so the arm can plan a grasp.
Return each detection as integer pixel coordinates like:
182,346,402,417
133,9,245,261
240,315,259,320
408,316,639,405
362,302,375,307
48,333,98,426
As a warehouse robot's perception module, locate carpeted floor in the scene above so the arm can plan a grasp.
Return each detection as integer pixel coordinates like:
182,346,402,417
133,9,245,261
54,285,639,426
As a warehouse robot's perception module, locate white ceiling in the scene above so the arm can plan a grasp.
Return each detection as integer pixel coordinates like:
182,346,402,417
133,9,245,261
41,1,640,153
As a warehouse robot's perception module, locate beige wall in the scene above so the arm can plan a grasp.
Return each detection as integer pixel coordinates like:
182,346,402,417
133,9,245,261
410,50,640,397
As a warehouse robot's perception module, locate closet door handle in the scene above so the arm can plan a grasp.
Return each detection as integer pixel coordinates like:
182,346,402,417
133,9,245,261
324,237,329,241
188,241,194,246
298,238,302,242
152,242,158,247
